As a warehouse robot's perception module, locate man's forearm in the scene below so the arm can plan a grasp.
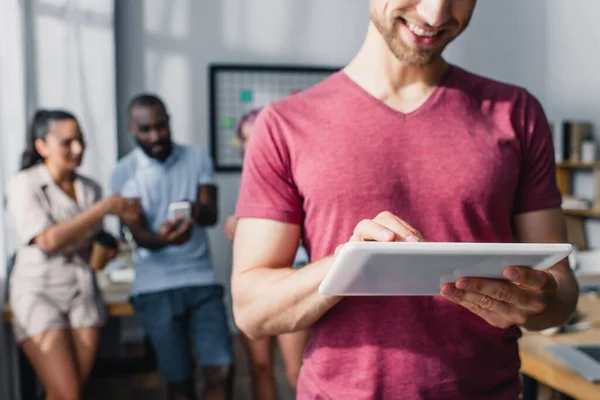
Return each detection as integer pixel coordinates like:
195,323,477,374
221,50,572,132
127,222,167,251
193,203,217,226
133,231,166,251
232,255,342,339
524,262,579,331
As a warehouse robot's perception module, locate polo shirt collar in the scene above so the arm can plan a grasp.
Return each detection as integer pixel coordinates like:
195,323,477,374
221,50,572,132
135,142,182,168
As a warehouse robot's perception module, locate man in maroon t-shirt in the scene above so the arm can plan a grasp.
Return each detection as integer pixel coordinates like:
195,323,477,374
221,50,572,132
232,1,579,399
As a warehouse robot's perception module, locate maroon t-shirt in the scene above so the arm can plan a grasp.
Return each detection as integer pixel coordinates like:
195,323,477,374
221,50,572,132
236,66,561,399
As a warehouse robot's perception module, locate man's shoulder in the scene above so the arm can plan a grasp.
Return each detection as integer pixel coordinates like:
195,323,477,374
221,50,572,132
176,144,210,162
176,143,202,154
115,149,139,168
450,65,534,104
111,149,140,193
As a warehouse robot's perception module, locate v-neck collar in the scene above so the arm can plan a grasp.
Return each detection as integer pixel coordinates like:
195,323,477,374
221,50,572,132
337,64,455,121
35,163,84,209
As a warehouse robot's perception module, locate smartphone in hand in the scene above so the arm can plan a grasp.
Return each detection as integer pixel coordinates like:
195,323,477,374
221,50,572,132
167,201,192,227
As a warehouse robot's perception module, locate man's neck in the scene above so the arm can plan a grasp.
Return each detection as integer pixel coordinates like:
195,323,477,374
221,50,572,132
344,23,450,113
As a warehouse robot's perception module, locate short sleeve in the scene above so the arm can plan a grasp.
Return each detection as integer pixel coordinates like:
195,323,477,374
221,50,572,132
6,175,55,246
120,178,140,198
235,106,303,224
110,162,129,195
196,147,215,186
513,93,562,214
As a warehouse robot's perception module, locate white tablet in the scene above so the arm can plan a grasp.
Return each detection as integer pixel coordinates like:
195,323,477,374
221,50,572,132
318,242,572,296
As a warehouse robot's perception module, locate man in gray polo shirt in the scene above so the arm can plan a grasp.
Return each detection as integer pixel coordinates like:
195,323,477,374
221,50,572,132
111,94,232,400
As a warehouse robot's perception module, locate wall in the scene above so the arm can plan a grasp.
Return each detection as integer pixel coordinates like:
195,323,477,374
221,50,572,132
544,0,600,247
114,0,600,329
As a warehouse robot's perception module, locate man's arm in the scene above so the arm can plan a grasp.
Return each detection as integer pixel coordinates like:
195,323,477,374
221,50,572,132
232,212,423,339
231,218,341,339
513,208,579,330
115,175,192,251
126,214,167,251
192,184,218,226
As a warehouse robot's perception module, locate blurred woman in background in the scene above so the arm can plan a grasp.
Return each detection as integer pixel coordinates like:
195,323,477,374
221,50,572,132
6,109,140,400
224,108,309,400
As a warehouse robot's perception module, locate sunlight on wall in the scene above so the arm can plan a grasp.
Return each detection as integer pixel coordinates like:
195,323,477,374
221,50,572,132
144,50,191,144
221,0,296,54
37,0,112,13
144,0,190,39
219,0,368,61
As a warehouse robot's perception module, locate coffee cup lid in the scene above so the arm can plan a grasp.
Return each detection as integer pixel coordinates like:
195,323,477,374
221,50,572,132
94,231,118,248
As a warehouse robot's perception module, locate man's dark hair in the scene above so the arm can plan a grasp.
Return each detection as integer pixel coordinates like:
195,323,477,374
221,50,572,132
128,93,167,116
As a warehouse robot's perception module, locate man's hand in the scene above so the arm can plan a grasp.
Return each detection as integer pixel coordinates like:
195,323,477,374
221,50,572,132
345,211,423,245
441,266,557,329
158,218,193,246
108,195,142,225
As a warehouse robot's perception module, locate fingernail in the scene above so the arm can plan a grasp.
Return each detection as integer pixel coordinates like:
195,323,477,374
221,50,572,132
456,280,470,290
377,230,394,241
504,269,519,281
405,235,419,242
442,285,456,296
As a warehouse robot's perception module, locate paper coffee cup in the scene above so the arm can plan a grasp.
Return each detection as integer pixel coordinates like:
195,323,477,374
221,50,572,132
90,231,118,270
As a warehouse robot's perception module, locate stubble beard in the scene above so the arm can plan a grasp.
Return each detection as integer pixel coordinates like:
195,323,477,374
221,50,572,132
371,13,450,67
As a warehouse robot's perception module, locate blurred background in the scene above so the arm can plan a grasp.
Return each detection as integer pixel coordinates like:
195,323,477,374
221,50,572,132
1,1,600,399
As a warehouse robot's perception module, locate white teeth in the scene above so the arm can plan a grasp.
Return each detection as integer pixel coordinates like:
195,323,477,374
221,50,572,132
406,22,438,38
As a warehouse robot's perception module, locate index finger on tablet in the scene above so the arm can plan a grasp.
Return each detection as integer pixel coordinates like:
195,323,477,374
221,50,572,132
392,215,424,241
352,219,396,242
373,212,420,242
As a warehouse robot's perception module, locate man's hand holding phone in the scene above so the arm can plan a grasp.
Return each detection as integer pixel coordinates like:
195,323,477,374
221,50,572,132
159,201,194,246
158,217,193,246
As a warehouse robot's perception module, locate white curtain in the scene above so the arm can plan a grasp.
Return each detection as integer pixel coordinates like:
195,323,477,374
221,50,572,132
0,1,117,398
32,0,118,193
0,0,27,398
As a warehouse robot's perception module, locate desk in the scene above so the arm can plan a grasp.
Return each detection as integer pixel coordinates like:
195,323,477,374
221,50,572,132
519,293,600,400
2,271,142,400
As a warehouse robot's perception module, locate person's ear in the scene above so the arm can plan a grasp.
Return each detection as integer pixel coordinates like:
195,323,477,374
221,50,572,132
34,138,49,158
127,120,135,134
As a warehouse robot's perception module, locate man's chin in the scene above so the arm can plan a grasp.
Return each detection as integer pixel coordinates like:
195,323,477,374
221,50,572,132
392,39,448,66
144,148,171,161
